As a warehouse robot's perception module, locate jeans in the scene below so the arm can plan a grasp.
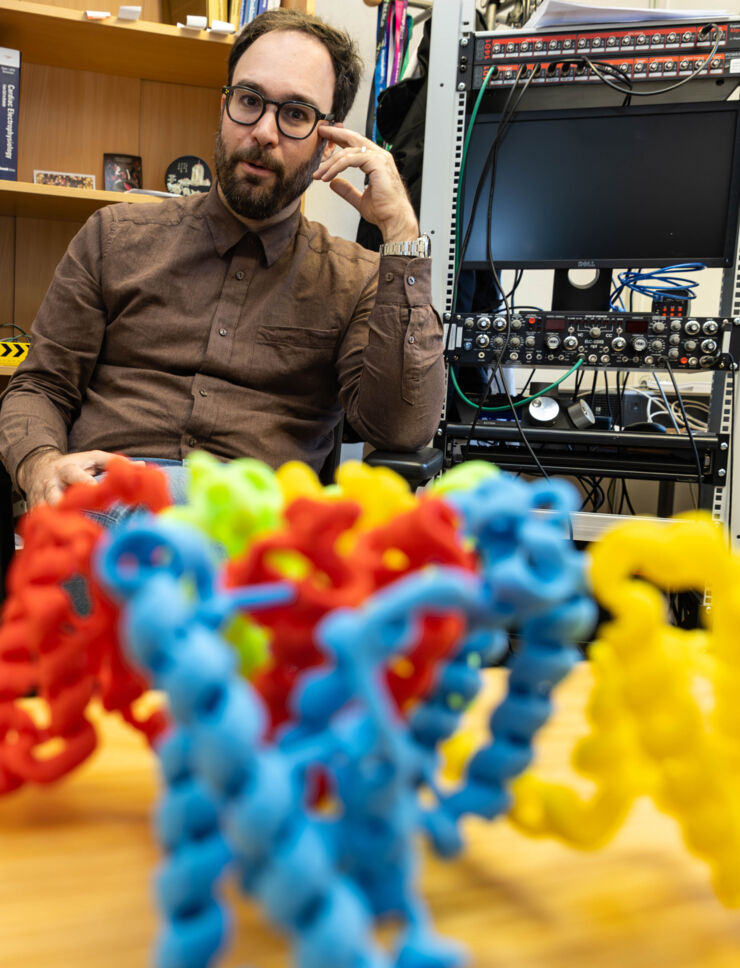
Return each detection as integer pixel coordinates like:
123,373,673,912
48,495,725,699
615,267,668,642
67,459,188,614
86,458,189,529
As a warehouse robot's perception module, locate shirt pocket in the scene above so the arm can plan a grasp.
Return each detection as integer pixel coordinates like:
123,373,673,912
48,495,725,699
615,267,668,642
251,325,339,401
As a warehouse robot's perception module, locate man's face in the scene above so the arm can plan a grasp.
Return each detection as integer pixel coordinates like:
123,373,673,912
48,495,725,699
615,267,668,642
216,30,336,223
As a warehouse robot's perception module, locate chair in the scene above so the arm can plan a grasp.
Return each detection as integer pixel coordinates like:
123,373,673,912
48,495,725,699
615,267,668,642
321,418,443,490
0,462,15,604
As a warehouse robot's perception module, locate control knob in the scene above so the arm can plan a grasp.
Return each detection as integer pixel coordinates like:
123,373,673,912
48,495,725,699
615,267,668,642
685,319,700,335
632,336,647,352
701,338,717,353
668,348,680,360
545,335,561,350
650,339,665,353
477,316,492,330
611,336,627,351
493,315,507,330
670,320,682,331
684,339,697,352
475,334,490,348
589,326,602,338
463,316,475,329
492,336,505,348
563,335,579,350
511,315,524,330
652,320,667,333
703,320,719,335
700,355,716,368
525,336,536,348
669,334,681,345
509,336,521,348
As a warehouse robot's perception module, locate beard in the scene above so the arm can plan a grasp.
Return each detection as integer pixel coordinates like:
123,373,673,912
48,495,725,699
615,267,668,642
214,130,324,221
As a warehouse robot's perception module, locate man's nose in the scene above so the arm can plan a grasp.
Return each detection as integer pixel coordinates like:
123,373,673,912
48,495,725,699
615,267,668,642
251,106,280,147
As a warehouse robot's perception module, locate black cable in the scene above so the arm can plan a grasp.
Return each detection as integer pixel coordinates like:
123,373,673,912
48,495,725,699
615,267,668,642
621,479,637,515
461,66,541,458
2,323,30,339
519,368,535,397
603,368,614,427
664,359,704,492
460,66,543,458
588,369,598,413
495,359,551,482
452,63,527,313
582,25,722,98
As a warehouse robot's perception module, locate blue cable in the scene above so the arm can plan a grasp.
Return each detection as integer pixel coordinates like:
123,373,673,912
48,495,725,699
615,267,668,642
610,263,706,311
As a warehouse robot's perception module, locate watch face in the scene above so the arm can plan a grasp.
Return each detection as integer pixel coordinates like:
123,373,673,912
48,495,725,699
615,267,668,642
165,156,212,196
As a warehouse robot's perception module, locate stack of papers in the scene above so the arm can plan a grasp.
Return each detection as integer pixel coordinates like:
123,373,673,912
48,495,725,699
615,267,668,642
526,0,739,30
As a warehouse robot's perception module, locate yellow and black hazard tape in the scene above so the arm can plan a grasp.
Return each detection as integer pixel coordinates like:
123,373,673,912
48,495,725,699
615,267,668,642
0,341,30,366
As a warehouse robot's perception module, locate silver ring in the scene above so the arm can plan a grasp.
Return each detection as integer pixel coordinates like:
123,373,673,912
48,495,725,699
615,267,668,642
360,145,367,153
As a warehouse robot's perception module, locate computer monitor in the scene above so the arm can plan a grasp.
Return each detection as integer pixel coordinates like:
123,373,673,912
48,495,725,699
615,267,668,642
459,100,740,271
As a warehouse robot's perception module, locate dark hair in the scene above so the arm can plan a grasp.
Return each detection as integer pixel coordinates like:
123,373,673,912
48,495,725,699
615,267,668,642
227,9,363,123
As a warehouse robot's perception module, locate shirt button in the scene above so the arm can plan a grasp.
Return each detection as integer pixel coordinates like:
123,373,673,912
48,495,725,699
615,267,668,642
199,388,208,397
408,335,416,344
188,437,197,447
219,328,228,337
385,272,394,283
235,270,245,280
407,275,416,285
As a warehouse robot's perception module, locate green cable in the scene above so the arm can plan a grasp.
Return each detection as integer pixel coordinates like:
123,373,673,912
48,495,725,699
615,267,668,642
449,357,585,412
455,63,497,276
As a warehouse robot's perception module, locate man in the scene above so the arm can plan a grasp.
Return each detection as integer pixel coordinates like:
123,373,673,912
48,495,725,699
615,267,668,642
0,9,443,509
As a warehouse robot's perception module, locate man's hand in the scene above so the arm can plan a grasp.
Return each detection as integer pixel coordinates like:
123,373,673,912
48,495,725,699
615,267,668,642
313,124,420,244
18,448,117,508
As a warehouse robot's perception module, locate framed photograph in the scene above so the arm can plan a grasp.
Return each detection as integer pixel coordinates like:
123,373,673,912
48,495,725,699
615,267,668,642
33,169,96,190
103,153,143,192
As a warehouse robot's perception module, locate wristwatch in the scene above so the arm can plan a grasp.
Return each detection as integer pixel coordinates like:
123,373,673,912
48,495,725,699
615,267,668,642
379,234,431,258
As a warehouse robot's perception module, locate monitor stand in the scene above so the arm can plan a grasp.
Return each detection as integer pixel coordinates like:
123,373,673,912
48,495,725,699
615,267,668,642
551,268,613,312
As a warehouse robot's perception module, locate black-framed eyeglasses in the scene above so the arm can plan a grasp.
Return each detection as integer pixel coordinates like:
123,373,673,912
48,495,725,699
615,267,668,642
221,84,334,140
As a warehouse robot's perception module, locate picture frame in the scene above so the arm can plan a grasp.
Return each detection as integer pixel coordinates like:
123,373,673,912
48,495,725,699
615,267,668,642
103,153,143,192
33,169,96,190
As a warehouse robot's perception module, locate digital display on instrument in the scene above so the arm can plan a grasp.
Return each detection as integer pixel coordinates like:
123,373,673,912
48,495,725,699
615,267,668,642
546,318,566,330
625,318,649,333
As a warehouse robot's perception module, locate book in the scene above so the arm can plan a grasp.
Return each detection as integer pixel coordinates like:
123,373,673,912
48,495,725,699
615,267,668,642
257,0,269,13
245,0,259,24
0,48,20,182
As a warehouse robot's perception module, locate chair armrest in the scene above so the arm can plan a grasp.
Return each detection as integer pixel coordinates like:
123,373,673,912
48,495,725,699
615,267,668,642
363,447,443,488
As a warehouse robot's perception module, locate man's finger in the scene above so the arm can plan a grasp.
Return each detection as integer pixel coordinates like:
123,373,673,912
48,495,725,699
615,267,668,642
329,178,363,209
316,124,368,150
58,463,99,487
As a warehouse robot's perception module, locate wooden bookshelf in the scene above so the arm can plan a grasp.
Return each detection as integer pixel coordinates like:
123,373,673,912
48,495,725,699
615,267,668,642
0,180,165,221
0,0,233,87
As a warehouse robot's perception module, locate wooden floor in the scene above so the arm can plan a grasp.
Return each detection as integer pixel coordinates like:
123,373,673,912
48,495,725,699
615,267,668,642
1,665,739,968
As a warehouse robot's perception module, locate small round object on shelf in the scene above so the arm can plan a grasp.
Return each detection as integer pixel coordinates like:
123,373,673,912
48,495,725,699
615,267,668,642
165,155,213,196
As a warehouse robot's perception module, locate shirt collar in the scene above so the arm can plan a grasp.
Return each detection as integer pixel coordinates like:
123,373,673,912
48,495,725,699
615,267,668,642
203,183,302,266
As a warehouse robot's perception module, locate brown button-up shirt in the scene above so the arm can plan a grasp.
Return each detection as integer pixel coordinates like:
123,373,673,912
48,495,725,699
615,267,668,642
0,188,444,488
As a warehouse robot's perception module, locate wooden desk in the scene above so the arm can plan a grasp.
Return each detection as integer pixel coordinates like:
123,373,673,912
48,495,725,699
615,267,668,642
1,665,739,968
